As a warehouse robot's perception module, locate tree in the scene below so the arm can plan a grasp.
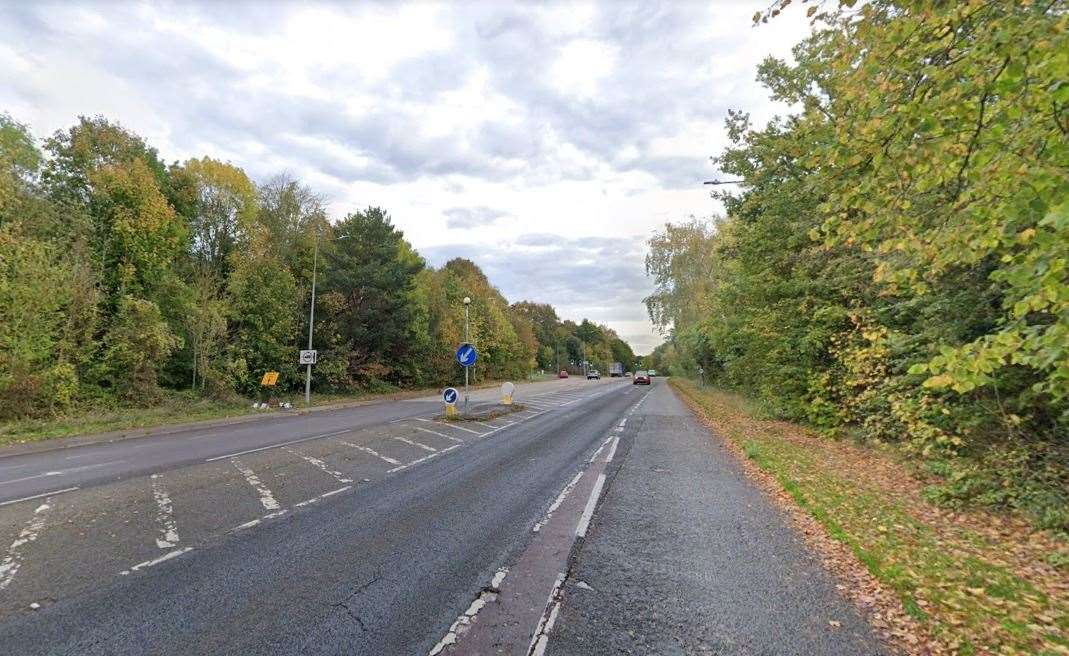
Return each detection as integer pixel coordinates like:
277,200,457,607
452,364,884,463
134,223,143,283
101,296,180,403
177,157,258,277
322,207,426,385
227,252,298,395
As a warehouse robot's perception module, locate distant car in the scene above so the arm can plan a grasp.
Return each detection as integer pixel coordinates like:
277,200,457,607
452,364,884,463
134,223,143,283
587,370,600,380
633,370,651,385
559,370,569,379
647,369,657,377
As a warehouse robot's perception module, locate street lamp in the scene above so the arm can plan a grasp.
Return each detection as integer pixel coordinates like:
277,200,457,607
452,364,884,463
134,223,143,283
463,296,471,409
305,231,348,405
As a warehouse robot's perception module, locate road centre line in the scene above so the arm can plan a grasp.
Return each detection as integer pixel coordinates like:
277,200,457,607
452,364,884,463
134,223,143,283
0,460,124,486
119,546,193,576
0,502,52,591
336,440,401,466
394,436,437,452
0,486,79,508
410,426,464,443
575,474,607,538
204,429,351,462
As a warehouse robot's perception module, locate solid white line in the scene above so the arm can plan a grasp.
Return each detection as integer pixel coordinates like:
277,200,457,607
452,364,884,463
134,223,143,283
387,444,460,474
0,487,79,508
530,602,561,656
532,470,585,533
0,502,52,591
527,572,566,656
120,546,193,575
410,426,464,443
204,430,350,462
150,474,180,549
428,420,483,435
470,420,497,429
618,418,627,428
394,436,437,452
231,459,281,511
336,440,401,466
285,448,353,484
605,436,620,463
575,474,607,538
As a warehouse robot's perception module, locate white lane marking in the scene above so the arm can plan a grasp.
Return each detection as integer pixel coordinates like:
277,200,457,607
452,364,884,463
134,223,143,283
575,474,607,538
120,547,193,575
204,429,351,462
0,502,52,591
388,444,460,474
0,487,79,508
231,459,281,511
618,418,627,427
234,518,260,531
394,436,437,452
0,460,124,486
429,567,509,656
411,426,464,443
417,418,483,435
150,474,179,549
293,485,352,508
586,435,614,464
285,447,353,484
527,572,566,656
532,470,585,533
470,420,497,429
337,440,401,466
605,436,620,463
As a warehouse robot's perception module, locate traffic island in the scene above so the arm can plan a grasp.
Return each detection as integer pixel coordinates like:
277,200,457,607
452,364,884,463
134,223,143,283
437,402,527,422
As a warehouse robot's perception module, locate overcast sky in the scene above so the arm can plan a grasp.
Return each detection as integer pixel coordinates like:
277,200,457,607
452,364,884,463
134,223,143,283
0,1,812,354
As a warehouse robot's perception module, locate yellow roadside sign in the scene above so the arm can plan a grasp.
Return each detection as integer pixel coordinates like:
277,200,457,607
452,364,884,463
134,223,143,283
260,371,280,386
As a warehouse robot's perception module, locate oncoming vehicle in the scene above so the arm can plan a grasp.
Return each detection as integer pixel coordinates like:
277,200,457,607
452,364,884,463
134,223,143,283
559,370,569,379
587,370,600,380
633,371,651,385
647,369,657,377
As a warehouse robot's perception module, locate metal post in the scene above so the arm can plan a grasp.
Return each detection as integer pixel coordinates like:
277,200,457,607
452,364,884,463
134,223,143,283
463,301,469,409
305,233,318,405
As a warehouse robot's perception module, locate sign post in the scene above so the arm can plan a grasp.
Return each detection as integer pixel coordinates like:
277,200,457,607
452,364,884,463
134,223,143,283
442,387,459,417
455,341,478,410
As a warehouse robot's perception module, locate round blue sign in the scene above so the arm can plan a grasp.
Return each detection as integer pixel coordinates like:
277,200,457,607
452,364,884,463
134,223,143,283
456,342,478,367
443,387,459,405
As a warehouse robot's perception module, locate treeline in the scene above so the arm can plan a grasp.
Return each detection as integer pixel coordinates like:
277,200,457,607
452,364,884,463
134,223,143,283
645,2,1067,527
0,115,635,420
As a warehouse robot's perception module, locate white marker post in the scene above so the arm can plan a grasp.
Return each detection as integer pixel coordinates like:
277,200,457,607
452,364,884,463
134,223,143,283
501,381,515,405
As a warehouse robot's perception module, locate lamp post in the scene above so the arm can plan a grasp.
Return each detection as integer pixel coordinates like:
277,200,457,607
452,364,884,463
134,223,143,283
305,231,348,405
463,296,471,409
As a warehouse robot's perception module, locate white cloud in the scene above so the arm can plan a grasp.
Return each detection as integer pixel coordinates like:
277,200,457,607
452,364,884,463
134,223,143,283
0,0,816,353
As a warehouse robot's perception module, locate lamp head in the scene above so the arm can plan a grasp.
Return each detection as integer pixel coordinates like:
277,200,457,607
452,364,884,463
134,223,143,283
463,297,471,305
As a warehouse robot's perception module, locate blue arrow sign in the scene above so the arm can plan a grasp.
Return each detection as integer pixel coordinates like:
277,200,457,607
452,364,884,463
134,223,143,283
456,342,478,367
443,387,458,405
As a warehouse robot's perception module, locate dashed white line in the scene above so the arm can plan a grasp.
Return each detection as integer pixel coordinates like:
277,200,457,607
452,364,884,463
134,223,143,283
388,444,460,474
336,440,401,466
293,485,352,508
0,502,52,591
394,436,437,453
150,474,179,549
231,459,281,511
418,419,483,435
575,474,607,538
0,486,78,508
429,567,510,656
285,448,353,484
527,572,566,656
605,436,620,463
204,430,351,462
532,470,585,533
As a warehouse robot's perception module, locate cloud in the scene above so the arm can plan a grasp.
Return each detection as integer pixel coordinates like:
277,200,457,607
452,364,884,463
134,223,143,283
443,206,509,230
0,0,816,353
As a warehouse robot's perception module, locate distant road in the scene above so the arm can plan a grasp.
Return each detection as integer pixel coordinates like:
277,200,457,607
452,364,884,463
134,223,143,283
0,377,884,654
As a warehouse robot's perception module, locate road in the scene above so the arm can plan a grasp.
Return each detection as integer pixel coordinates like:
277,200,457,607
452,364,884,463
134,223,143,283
0,377,885,655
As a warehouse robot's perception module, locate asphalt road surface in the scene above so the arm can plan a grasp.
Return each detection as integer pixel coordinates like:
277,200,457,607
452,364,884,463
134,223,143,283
0,377,885,655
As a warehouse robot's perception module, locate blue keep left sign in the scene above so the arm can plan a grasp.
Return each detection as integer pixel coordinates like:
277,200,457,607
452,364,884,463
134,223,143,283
443,387,458,405
456,342,478,367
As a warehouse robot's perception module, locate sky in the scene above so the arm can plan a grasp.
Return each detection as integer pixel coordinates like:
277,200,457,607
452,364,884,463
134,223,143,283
0,1,813,354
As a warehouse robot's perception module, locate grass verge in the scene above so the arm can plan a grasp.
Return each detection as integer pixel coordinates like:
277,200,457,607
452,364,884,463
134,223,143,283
671,378,1068,656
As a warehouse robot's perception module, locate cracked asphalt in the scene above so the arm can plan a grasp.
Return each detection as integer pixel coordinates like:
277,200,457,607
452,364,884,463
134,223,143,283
546,382,887,655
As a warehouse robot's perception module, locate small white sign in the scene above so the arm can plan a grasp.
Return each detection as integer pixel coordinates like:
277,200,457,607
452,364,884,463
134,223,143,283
500,382,515,397
299,349,317,365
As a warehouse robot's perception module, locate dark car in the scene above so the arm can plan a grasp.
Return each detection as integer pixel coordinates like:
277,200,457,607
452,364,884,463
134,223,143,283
633,370,651,385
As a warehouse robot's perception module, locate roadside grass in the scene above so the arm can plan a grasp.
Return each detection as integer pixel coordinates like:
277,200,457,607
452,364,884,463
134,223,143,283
0,375,550,447
671,378,1069,656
